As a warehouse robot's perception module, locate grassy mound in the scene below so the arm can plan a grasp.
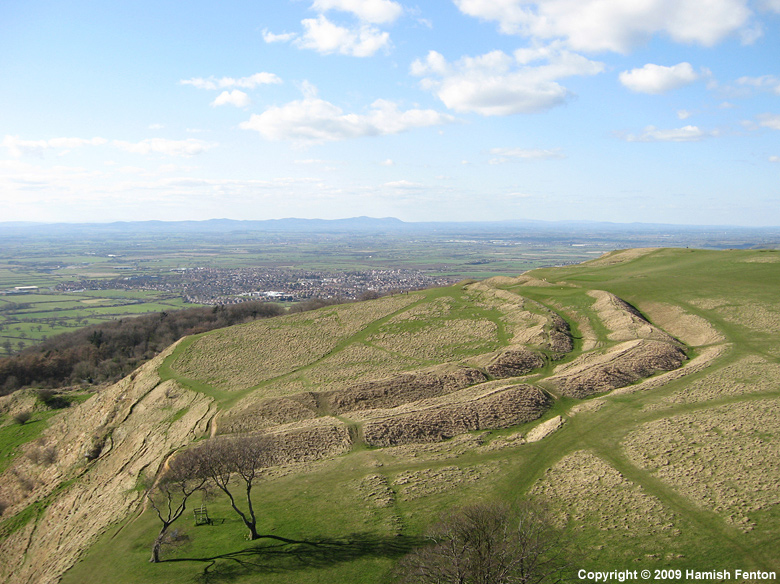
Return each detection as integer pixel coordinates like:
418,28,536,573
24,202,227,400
4,248,780,584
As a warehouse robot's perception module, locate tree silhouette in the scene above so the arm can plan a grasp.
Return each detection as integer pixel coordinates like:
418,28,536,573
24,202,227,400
192,434,276,540
395,501,569,584
147,449,208,563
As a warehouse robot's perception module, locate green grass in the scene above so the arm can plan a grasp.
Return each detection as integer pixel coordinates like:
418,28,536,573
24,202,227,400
0,410,60,473
27,249,780,583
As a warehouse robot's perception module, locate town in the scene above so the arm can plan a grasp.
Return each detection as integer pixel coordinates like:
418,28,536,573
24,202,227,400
54,266,457,305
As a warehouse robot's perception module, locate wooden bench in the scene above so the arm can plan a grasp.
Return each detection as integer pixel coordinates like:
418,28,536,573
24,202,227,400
194,505,211,526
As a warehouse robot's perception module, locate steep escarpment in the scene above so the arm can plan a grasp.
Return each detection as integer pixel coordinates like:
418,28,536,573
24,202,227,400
0,344,215,584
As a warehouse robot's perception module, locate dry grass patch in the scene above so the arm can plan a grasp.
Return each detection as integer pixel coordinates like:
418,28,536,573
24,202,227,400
302,342,419,392
368,317,500,362
362,384,550,447
640,302,724,347
467,345,546,378
531,450,680,539
716,302,780,334
588,290,678,344
642,355,780,410
623,399,780,532
324,364,486,414
354,473,395,508
740,254,780,263
583,248,661,267
525,415,564,442
391,462,501,501
547,339,687,398
379,432,490,463
260,416,353,464
170,295,418,391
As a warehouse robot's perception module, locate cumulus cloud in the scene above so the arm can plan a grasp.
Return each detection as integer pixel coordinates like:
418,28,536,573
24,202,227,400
111,138,216,156
211,90,251,108
384,179,423,188
770,155,780,163
488,147,565,163
622,125,712,142
264,0,401,57
239,85,454,143
311,0,403,24
757,113,780,130
2,135,107,157
619,62,701,94
180,73,282,90
295,15,391,56
737,74,780,95
453,0,755,53
410,45,604,115
262,29,298,43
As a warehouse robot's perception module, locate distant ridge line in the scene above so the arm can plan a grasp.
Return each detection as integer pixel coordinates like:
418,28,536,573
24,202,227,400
1,217,778,235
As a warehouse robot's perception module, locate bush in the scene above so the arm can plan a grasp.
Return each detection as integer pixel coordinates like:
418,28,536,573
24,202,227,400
12,411,32,425
394,501,569,584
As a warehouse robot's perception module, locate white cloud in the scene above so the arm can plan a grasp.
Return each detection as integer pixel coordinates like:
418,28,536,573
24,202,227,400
619,62,700,94
2,135,107,157
311,0,403,24
211,90,251,108
410,45,604,115
769,155,780,163
488,147,565,163
180,73,282,90
111,138,216,156
678,110,692,120
296,15,391,56
737,74,780,95
239,87,454,143
148,123,164,130
622,125,711,142
262,29,298,43
453,0,755,53
380,158,395,166
757,113,780,130
384,179,423,188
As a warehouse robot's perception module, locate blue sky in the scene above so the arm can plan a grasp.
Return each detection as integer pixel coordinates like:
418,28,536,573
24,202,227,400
1,0,779,225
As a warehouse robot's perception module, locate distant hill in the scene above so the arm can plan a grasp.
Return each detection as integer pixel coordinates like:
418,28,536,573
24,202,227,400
2,216,778,237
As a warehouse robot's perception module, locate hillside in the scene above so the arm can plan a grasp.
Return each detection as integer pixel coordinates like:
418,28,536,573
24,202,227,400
1,248,778,583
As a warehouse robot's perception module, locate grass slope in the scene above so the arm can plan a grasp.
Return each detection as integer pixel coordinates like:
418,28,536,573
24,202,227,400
36,249,780,583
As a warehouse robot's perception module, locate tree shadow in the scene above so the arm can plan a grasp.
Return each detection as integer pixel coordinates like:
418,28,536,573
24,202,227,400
164,532,427,583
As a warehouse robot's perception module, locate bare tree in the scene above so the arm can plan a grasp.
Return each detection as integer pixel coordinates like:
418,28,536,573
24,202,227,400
395,501,568,584
147,449,207,563
192,434,276,540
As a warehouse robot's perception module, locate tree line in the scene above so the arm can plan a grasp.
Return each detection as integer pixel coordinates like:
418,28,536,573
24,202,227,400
0,294,378,396
0,300,286,395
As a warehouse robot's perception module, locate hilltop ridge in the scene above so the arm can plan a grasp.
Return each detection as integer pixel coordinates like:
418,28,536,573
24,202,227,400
1,248,778,584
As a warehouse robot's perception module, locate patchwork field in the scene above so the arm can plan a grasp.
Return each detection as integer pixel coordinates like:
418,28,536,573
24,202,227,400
1,248,779,584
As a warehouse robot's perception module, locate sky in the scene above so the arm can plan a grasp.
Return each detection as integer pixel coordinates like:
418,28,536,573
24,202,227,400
1,0,779,226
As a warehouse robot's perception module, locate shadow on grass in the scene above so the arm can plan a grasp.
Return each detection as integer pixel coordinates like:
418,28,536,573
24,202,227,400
164,533,427,583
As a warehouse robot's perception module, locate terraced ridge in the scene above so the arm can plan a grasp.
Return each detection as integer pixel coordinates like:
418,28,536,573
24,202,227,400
160,276,689,459
4,248,779,584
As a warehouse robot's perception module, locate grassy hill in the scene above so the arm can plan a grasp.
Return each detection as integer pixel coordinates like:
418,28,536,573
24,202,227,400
1,248,778,583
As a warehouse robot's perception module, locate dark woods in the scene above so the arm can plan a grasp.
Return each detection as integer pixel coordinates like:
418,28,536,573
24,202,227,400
0,300,285,395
